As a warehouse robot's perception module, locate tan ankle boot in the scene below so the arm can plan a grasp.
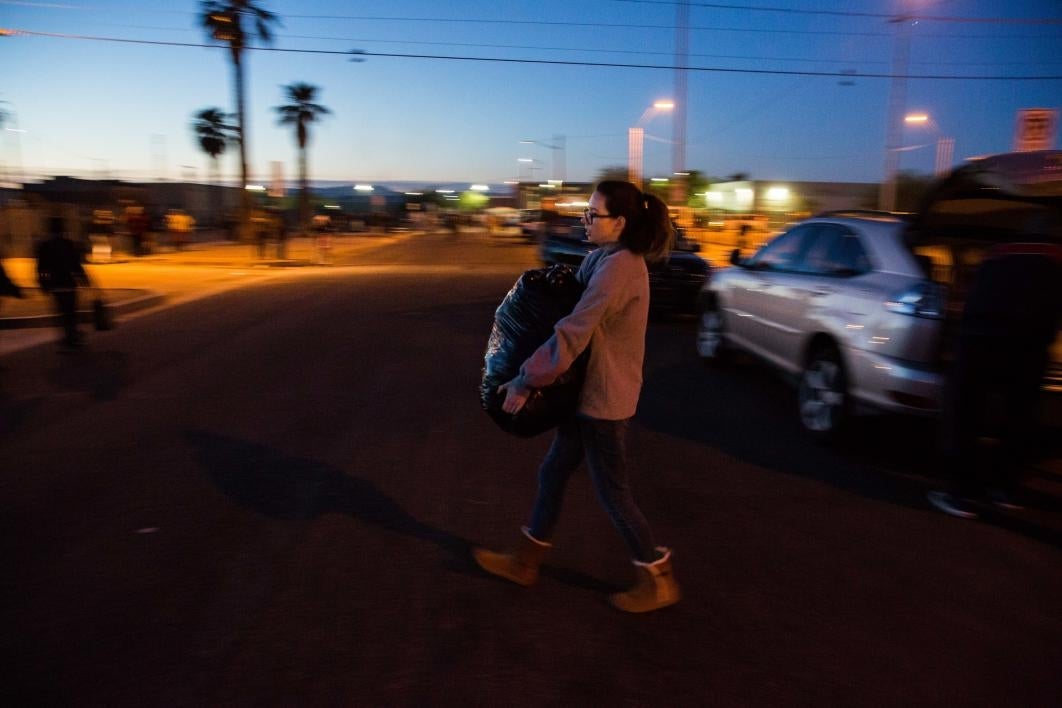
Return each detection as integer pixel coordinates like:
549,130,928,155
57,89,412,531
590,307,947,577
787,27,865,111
609,547,681,613
473,527,552,587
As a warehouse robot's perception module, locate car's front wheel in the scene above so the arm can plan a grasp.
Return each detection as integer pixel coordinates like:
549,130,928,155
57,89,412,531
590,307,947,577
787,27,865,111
798,343,847,441
696,300,728,365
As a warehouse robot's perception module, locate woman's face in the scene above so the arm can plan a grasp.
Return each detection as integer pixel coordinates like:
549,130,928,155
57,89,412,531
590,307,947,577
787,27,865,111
583,191,625,246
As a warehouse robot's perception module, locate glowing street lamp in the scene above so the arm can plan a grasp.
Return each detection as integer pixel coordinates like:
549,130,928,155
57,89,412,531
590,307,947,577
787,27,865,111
905,112,954,176
516,157,542,181
629,99,674,186
519,136,566,181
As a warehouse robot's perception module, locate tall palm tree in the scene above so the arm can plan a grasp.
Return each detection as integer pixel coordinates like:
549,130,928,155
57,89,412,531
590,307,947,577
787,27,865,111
191,107,235,226
199,0,280,239
274,82,331,233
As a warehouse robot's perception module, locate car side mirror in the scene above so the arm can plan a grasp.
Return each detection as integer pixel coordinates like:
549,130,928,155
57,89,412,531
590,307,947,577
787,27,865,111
729,248,743,266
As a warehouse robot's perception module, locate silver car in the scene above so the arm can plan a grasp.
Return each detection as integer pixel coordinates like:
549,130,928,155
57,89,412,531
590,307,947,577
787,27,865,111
696,212,946,439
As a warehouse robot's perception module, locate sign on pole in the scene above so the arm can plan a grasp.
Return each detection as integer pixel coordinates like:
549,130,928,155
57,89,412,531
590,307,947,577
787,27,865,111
1013,109,1058,152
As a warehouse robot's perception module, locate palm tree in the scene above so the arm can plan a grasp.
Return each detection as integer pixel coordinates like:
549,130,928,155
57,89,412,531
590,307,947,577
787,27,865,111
191,107,235,226
274,82,331,233
199,1,280,239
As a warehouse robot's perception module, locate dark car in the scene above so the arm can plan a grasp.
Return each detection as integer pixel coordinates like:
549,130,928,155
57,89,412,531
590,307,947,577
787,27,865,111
906,149,1062,423
539,219,709,313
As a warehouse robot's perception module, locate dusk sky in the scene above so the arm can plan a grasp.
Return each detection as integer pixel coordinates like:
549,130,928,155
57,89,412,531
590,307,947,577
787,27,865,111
2,0,1060,188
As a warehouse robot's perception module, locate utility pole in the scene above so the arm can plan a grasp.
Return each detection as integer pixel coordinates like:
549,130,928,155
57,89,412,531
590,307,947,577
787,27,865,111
628,128,644,186
879,2,913,212
520,137,566,182
671,0,689,205
935,137,955,177
552,134,566,182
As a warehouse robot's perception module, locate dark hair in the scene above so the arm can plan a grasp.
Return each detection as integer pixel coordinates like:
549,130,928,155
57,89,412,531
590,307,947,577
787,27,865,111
594,180,673,262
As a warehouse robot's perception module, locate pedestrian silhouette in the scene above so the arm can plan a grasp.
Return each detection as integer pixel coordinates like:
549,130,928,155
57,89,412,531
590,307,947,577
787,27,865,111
35,215,91,352
929,215,1062,519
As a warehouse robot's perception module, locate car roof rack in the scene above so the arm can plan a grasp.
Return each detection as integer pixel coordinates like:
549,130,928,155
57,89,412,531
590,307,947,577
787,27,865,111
812,209,911,220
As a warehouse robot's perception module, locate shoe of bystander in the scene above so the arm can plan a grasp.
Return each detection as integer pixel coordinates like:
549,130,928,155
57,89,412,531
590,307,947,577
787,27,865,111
927,490,981,520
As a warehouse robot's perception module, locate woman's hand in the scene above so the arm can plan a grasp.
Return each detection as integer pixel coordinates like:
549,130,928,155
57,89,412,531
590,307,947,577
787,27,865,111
498,379,532,415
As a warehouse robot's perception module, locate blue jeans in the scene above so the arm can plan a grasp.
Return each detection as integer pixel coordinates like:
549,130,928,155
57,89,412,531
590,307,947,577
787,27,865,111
528,415,659,562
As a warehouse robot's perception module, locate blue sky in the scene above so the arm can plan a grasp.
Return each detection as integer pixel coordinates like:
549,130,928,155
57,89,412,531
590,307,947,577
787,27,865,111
1,0,1060,187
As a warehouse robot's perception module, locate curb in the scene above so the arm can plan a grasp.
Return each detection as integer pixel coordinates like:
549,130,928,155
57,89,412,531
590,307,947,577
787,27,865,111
0,291,166,330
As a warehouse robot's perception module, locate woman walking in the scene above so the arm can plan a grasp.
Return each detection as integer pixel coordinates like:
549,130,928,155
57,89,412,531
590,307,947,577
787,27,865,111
474,180,680,613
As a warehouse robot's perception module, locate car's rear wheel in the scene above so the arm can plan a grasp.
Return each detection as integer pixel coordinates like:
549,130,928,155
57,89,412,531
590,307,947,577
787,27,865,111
696,301,728,365
798,343,847,441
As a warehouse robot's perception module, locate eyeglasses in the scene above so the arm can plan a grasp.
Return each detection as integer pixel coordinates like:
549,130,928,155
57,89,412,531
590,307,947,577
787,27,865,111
583,208,619,224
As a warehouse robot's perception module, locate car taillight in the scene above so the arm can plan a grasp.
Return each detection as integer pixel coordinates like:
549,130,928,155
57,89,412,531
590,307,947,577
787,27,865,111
883,281,945,319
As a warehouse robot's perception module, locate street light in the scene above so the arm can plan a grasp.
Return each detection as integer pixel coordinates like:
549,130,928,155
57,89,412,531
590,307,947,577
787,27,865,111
0,100,26,187
516,157,542,181
629,100,674,186
879,0,926,211
881,110,956,210
519,135,566,181
904,113,954,177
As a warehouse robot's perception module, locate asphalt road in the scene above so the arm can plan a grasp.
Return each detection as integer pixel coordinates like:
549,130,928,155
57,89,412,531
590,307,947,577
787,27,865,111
2,230,1061,706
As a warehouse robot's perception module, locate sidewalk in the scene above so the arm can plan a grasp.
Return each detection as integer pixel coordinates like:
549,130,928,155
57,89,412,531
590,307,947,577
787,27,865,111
0,287,162,329
0,231,415,352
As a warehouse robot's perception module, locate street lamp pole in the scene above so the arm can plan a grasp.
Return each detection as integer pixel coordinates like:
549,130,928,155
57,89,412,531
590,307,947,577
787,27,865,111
901,111,955,179
629,101,674,188
628,128,645,185
671,0,689,204
517,157,542,182
879,2,914,212
519,136,566,182
935,136,955,177
0,101,27,188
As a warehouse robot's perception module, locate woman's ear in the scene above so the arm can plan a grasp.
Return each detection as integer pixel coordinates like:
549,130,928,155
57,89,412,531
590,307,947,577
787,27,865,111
613,215,626,234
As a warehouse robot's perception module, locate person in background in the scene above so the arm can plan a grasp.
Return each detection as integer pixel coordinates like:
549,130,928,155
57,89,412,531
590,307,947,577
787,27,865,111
928,218,1062,519
126,204,149,256
473,180,681,613
272,207,289,260
166,208,195,251
36,215,91,352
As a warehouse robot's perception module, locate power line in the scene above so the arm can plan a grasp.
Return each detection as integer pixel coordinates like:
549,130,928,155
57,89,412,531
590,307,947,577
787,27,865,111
39,22,1062,69
4,2,1062,38
273,14,1062,38
612,0,892,19
6,28,1062,80
610,0,1062,24
279,14,889,37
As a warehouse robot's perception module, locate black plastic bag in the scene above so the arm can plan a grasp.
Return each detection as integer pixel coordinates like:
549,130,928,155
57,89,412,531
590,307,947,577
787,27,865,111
481,264,587,437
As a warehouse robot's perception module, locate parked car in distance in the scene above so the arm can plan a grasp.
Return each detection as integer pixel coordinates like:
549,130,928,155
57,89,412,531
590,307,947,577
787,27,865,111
697,150,1062,440
540,219,709,314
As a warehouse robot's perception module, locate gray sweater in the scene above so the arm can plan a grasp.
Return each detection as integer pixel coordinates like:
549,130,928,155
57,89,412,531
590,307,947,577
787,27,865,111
516,244,649,420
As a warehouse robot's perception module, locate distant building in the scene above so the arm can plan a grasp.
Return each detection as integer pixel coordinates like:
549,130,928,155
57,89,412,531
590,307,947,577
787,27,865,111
21,176,239,226
703,180,878,223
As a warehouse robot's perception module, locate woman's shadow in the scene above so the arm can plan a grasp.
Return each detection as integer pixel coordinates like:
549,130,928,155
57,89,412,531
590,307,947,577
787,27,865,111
185,429,470,556
183,430,613,591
